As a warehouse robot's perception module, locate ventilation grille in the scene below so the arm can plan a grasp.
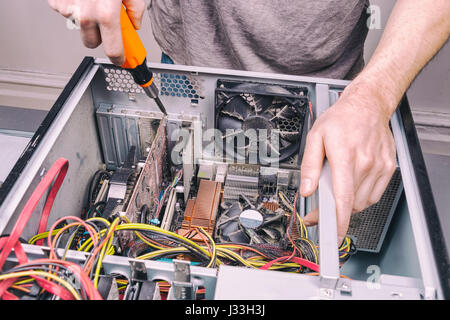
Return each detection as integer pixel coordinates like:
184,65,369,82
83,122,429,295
104,68,144,94
347,169,403,252
155,73,203,99
103,67,203,98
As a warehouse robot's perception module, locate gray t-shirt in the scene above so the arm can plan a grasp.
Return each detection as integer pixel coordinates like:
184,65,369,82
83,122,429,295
148,0,370,80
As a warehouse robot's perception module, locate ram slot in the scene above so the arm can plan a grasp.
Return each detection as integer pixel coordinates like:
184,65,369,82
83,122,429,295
160,189,177,230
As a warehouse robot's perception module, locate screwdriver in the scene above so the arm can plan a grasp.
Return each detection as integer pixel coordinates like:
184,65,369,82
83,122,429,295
119,6,167,115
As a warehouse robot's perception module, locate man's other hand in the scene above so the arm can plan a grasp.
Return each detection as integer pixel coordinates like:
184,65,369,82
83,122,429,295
299,81,397,245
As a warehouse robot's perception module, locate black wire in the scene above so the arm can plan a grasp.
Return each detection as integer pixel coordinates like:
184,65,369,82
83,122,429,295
81,221,116,280
62,227,81,257
87,170,110,208
53,219,102,258
86,218,110,230
140,205,150,224
0,234,28,244
53,228,76,260
134,229,211,262
143,249,195,261
86,201,107,219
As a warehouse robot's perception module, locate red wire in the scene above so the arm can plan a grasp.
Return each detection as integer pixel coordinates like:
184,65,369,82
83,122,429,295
2,291,18,300
47,216,98,260
0,158,103,300
0,158,69,270
260,255,319,272
309,101,314,121
36,159,69,245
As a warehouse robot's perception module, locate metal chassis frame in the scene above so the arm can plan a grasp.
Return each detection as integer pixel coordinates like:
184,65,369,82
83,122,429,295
1,57,449,299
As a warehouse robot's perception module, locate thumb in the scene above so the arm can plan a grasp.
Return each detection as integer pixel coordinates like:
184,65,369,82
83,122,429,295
300,131,325,197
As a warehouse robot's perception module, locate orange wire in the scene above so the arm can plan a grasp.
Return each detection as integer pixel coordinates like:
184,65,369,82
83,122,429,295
195,228,212,259
10,285,30,293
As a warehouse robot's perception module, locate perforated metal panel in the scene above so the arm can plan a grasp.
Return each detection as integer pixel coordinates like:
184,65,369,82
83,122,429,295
104,67,144,94
156,73,203,99
347,168,403,252
103,67,203,99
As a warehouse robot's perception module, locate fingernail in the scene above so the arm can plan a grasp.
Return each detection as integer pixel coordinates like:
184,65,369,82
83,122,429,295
300,178,312,195
304,220,311,227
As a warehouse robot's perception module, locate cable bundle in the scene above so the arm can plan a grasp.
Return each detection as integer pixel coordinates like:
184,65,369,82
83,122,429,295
1,158,356,300
0,158,102,300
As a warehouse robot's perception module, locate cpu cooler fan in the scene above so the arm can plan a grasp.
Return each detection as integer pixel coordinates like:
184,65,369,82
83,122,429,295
214,197,287,245
215,80,309,166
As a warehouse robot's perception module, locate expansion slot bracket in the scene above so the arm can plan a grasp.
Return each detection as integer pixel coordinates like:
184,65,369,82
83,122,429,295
171,259,194,300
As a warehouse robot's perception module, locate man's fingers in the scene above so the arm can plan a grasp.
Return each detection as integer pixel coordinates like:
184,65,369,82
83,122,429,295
98,7,125,66
335,195,353,246
80,21,102,49
352,169,382,213
123,0,146,29
300,130,325,197
329,154,354,245
368,171,394,205
303,208,318,226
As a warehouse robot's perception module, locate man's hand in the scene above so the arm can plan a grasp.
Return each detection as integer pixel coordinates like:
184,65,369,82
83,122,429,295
299,0,450,245
48,0,146,65
300,80,397,245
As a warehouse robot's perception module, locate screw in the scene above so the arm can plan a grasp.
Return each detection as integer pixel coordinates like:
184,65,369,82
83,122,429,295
320,288,334,298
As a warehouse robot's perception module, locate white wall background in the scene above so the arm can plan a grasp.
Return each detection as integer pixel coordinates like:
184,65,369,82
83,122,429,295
0,0,448,115
0,0,161,75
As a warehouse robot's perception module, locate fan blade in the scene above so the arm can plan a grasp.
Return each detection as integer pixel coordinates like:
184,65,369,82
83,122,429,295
278,104,301,118
218,115,243,131
253,95,274,114
278,140,300,162
279,131,300,143
227,228,250,243
269,105,291,121
221,95,252,120
233,83,291,96
259,227,282,242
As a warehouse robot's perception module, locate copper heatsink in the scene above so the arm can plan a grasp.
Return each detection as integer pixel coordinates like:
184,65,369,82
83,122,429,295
181,180,222,236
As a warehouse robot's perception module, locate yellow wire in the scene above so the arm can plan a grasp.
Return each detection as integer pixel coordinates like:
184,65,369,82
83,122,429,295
86,217,111,226
93,218,120,288
0,270,81,300
134,231,166,250
28,229,60,245
115,223,211,258
197,227,216,268
216,248,256,268
78,229,107,252
13,278,35,286
137,247,188,260
116,279,128,285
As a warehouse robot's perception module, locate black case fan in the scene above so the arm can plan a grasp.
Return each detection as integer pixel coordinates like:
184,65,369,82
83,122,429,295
215,80,310,166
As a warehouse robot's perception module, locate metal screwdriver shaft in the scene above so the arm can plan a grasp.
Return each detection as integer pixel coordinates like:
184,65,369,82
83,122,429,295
120,5,168,116
143,84,168,115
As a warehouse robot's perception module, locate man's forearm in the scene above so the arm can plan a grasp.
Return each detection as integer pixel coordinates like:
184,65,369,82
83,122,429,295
349,0,450,118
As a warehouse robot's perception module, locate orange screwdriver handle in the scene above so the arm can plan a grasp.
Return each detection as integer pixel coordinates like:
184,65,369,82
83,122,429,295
120,6,146,69
120,5,153,88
